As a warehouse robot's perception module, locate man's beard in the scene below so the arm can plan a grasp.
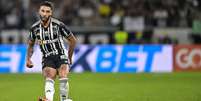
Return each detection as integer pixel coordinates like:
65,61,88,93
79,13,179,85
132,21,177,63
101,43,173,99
40,15,50,23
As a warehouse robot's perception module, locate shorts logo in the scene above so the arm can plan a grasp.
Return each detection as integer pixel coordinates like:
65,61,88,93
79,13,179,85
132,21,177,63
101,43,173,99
60,55,67,59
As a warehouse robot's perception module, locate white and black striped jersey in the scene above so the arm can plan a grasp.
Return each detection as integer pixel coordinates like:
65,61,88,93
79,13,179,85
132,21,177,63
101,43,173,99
29,18,73,57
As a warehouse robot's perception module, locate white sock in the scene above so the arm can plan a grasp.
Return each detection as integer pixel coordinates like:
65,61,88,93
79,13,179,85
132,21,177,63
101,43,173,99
59,78,69,101
45,78,55,101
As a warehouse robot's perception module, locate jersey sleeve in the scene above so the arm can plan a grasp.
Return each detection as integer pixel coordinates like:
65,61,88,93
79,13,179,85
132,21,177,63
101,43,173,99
28,28,36,41
59,22,73,38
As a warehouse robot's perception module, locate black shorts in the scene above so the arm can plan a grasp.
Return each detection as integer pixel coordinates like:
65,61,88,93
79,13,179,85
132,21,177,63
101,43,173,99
42,54,69,69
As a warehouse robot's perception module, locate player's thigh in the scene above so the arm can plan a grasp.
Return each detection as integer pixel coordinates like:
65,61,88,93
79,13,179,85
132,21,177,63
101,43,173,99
42,56,57,79
58,64,70,78
43,67,57,80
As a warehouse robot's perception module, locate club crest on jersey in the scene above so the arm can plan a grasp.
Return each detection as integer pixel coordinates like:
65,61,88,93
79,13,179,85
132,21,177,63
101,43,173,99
53,28,57,35
44,31,48,36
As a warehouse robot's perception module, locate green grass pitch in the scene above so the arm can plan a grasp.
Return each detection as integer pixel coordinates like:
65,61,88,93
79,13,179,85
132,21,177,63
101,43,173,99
0,72,201,101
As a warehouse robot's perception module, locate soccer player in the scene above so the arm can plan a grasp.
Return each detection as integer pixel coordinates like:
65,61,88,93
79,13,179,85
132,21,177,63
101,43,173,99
25,1,76,101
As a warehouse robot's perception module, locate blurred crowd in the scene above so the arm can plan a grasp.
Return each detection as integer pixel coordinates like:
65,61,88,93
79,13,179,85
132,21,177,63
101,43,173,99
0,0,201,29
0,0,201,44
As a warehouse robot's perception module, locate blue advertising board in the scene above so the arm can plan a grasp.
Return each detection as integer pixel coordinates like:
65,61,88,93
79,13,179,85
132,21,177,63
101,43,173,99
0,45,173,73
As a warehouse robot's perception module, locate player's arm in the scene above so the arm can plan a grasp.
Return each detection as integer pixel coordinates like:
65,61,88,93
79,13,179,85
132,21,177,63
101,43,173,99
66,34,76,65
26,29,36,68
60,23,77,65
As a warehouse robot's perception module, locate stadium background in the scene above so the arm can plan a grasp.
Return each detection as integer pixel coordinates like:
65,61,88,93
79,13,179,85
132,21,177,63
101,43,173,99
0,0,201,101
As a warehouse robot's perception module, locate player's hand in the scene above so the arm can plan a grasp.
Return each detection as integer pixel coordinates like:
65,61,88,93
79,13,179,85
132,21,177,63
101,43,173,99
26,59,34,68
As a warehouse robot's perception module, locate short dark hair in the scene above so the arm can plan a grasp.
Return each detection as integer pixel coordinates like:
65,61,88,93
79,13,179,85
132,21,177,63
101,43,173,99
39,1,53,10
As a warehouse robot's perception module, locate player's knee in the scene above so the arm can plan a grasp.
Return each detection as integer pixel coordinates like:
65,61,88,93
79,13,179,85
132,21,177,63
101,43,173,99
43,67,57,79
58,64,70,78
46,74,56,80
58,71,69,78
59,64,70,71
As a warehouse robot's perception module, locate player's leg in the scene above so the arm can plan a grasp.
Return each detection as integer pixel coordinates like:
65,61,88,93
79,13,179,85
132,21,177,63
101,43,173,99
58,64,71,101
43,67,57,101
